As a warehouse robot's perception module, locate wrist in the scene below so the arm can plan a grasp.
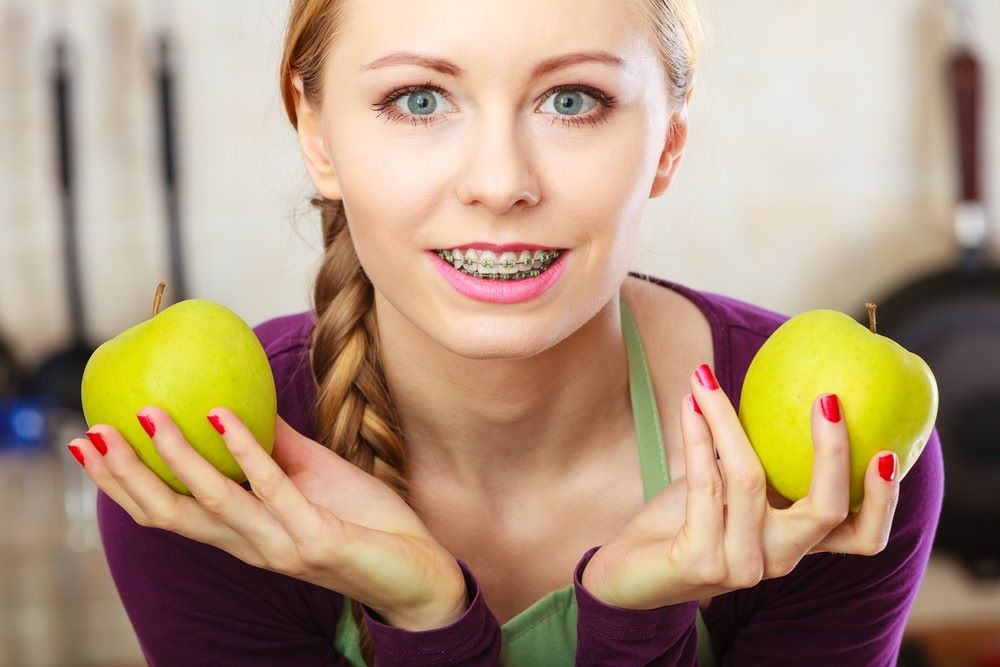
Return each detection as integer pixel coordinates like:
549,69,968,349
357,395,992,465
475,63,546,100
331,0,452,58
579,544,620,607
377,560,469,631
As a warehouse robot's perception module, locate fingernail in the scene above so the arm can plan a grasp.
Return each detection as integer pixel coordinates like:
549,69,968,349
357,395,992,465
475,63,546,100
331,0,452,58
878,453,897,482
207,414,225,434
820,394,841,423
67,444,84,466
688,394,702,414
137,413,156,438
86,431,108,456
694,363,718,390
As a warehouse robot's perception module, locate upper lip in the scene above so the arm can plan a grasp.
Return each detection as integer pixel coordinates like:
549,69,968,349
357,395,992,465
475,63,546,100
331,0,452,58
432,242,565,252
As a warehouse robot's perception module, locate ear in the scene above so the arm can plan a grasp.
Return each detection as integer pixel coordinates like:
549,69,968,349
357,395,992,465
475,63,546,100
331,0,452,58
290,71,343,200
649,88,693,199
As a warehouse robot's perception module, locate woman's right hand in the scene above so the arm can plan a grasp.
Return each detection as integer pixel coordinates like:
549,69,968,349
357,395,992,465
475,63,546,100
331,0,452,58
70,406,468,631
580,363,901,611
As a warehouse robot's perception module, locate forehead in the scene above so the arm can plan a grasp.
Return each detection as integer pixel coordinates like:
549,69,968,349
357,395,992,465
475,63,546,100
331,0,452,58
335,0,652,80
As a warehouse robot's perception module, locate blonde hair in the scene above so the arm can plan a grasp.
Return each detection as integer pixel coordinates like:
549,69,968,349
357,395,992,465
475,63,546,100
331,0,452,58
278,1,702,663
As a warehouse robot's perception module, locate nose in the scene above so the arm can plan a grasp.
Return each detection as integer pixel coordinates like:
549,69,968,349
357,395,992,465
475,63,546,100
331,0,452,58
455,112,541,213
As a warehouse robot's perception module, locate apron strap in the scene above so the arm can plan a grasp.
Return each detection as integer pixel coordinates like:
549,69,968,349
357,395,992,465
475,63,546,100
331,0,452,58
622,295,718,666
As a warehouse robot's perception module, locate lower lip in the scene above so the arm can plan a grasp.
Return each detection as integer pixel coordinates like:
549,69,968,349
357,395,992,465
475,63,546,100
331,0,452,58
428,250,569,304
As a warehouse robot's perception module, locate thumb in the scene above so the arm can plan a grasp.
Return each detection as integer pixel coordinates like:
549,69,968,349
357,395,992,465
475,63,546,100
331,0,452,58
270,414,360,479
269,414,317,474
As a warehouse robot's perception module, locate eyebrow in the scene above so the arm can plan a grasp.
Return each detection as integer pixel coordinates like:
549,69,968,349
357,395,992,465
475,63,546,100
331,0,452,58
360,50,627,78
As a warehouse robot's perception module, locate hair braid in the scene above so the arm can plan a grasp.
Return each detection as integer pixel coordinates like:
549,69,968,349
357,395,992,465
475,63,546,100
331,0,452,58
307,195,410,665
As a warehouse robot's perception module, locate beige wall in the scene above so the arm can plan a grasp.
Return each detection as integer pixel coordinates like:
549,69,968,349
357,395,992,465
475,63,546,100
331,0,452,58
649,0,1000,312
2,0,999,363
3,1,1000,664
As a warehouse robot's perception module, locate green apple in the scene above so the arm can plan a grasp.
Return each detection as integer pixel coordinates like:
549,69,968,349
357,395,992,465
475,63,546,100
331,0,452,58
81,283,277,495
738,306,938,513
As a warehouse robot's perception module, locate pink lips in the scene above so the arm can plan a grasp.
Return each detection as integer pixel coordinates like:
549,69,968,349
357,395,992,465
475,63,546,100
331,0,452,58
428,249,568,304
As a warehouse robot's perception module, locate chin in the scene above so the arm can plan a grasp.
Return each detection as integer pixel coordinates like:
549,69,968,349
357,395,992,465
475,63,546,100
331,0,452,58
435,321,566,361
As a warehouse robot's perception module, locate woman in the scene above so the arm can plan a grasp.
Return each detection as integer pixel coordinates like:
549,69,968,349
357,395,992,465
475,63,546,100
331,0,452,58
69,0,943,664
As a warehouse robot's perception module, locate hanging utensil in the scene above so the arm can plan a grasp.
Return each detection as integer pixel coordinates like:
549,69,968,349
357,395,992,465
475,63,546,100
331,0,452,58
153,3,189,302
21,34,97,417
858,0,1000,579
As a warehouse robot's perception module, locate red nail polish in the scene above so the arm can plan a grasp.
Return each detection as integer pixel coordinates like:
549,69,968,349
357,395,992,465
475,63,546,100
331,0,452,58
878,454,897,482
695,363,718,390
137,414,155,438
689,394,702,414
820,394,841,423
86,431,108,456
67,444,84,466
207,414,225,434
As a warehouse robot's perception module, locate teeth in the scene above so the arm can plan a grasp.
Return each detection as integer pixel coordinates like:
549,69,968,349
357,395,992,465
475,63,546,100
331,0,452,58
478,250,498,275
435,248,561,280
531,250,543,270
498,251,519,275
440,248,559,268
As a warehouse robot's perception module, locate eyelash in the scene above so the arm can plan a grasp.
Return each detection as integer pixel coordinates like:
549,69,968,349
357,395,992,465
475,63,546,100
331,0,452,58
371,80,618,128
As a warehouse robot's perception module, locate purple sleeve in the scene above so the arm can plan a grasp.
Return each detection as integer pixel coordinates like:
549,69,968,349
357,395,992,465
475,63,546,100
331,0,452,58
568,428,943,666
359,558,502,665
719,426,945,665
97,489,354,666
98,490,500,665
573,547,699,665
94,314,502,665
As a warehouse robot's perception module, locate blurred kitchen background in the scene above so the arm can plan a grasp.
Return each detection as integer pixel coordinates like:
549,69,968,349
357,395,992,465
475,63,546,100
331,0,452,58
2,0,1000,665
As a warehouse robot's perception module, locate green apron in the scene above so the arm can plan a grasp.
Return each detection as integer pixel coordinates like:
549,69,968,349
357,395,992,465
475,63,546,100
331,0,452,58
332,295,717,666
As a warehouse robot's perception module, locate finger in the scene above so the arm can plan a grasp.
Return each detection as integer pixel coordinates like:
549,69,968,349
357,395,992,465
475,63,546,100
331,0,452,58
809,451,900,556
679,393,725,556
69,433,149,525
84,423,266,565
137,406,291,556
690,364,767,563
769,395,852,574
269,415,318,476
88,421,192,527
804,393,851,525
208,407,343,552
270,414,353,479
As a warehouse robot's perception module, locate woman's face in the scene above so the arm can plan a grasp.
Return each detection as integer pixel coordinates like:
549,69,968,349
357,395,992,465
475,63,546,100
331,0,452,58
298,0,685,359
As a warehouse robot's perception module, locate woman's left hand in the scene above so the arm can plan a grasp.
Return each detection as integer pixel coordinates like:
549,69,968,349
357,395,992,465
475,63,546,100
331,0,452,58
71,407,470,629
580,363,901,610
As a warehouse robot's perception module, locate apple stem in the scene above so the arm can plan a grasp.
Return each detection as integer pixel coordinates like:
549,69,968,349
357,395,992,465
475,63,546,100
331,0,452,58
865,302,877,333
153,281,166,317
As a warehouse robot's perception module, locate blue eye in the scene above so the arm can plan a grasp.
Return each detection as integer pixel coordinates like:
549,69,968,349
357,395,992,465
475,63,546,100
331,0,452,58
543,90,594,116
401,88,447,116
372,81,618,128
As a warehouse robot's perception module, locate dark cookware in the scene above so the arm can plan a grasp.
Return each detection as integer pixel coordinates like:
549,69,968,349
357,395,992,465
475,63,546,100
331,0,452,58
858,12,1000,579
21,37,97,416
0,332,21,399
155,30,189,302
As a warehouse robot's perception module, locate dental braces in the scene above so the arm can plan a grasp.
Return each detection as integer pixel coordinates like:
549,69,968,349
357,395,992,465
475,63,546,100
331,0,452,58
435,249,560,280
437,249,560,268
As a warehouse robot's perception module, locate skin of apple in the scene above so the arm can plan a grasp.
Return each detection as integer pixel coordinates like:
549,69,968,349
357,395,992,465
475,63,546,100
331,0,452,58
81,299,277,495
738,310,938,513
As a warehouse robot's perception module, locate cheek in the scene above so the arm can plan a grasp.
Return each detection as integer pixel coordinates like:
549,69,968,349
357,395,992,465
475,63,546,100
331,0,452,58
334,144,446,259
343,110,458,197
544,135,650,243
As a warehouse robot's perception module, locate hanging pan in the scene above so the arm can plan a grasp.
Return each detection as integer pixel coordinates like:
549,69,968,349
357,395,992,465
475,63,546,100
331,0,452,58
858,3,1000,579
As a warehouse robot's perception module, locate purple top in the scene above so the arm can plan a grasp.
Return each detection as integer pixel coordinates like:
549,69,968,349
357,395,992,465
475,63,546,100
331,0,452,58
97,273,944,665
